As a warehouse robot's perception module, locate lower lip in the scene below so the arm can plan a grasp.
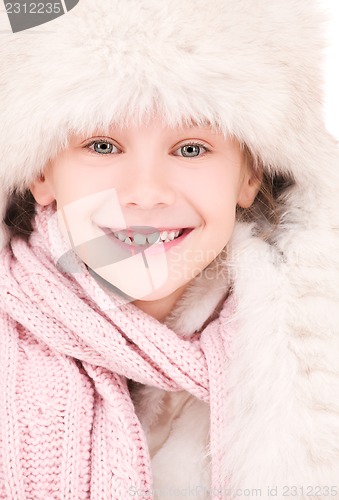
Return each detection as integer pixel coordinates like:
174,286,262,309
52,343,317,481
101,227,194,256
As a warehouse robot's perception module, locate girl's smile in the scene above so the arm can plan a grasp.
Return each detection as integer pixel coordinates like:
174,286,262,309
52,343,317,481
100,226,194,255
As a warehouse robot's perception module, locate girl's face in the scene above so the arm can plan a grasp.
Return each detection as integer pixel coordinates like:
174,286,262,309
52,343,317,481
30,118,262,320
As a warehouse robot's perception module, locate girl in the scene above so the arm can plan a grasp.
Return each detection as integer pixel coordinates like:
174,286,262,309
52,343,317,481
1,0,339,499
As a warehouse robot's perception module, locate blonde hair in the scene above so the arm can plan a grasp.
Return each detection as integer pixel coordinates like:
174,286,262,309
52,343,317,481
235,144,294,241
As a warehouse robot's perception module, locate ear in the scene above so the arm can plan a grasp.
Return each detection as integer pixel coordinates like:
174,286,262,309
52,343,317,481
29,169,55,206
237,164,263,209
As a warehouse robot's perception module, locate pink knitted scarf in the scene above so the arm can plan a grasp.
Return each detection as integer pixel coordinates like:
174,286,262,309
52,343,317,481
0,204,237,499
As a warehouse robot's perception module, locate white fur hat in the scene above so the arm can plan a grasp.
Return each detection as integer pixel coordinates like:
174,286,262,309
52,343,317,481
0,0,338,249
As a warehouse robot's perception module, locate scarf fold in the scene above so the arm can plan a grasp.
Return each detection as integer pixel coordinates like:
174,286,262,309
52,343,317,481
0,204,238,499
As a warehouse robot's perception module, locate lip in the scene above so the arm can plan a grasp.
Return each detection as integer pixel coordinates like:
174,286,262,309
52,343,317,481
104,226,189,235
99,226,194,256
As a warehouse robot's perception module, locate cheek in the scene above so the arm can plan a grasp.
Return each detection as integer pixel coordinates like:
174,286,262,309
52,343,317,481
194,174,239,220
203,177,240,246
52,168,113,208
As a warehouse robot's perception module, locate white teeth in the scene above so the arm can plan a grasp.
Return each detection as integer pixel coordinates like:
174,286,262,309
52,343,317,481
133,233,147,245
147,232,160,245
110,228,185,246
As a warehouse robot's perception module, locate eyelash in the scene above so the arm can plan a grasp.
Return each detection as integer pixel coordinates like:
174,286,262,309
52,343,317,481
82,138,211,158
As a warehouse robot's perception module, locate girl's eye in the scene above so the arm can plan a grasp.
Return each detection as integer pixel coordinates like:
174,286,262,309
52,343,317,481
85,140,119,155
174,142,209,158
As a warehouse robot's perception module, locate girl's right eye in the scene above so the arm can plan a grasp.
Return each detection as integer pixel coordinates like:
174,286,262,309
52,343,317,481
84,140,120,155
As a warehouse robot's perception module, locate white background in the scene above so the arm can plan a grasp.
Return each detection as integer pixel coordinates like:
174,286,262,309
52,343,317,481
323,0,339,139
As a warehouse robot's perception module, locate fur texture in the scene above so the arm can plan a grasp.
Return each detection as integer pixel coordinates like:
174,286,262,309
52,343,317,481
1,0,339,497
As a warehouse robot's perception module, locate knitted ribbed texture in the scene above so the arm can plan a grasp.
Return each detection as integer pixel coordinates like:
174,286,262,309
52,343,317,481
0,204,237,499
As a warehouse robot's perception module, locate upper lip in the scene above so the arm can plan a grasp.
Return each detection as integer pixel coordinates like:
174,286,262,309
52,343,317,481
101,226,192,235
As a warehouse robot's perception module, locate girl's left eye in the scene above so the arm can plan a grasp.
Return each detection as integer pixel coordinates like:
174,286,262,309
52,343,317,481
174,142,210,158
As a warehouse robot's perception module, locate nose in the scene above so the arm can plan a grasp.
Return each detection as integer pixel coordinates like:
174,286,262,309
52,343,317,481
119,163,176,210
